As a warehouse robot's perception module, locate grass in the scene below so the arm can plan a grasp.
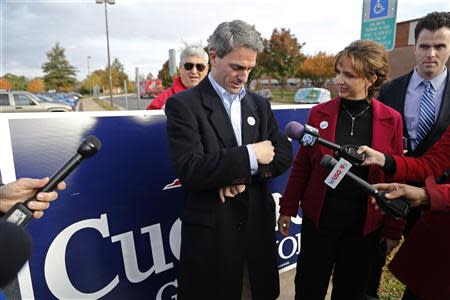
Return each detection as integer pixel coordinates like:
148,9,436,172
94,98,119,111
271,89,296,103
378,239,405,300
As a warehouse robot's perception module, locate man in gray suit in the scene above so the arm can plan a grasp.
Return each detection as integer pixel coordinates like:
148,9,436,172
165,20,292,300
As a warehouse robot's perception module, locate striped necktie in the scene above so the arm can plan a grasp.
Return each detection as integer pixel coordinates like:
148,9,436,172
416,80,436,145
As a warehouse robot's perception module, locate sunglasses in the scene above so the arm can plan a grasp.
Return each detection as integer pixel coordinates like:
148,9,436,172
183,62,207,72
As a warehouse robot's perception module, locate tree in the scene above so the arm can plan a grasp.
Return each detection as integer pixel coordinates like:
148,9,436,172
158,60,173,88
260,28,305,98
0,78,12,90
42,43,77,91
297,51,335,87
3,73,28,90
27,78,46,93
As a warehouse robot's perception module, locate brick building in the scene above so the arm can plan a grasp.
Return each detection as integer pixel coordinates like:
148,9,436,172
388,18,450,79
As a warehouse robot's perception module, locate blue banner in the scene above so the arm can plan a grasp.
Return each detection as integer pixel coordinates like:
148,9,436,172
4,107,310,299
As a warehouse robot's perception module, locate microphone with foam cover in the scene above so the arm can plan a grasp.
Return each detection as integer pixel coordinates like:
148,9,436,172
0,222,32,287
284,121,366,165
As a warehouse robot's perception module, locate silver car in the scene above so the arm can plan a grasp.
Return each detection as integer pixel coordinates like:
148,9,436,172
0,90,73,112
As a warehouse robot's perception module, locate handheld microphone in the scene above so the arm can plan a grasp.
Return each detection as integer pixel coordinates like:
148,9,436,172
285,121,366,165
320,154,410,219
0,222,32,287
1,135,102,227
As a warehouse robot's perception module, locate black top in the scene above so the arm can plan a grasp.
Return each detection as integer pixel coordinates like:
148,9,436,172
320,98,373,234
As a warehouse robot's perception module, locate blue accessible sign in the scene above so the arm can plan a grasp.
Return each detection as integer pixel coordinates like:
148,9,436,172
361,0,398,51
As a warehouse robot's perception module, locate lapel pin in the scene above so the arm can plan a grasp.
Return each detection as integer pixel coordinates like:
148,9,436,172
320,121,328,129
247,116,256,126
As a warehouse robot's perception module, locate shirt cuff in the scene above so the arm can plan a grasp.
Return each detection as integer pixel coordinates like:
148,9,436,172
246,145,259,174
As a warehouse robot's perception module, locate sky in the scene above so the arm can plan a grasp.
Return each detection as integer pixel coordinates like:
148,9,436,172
1,0,449,81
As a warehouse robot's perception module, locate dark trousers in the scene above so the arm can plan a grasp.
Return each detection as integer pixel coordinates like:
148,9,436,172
366,207,422,298
295,218,379,300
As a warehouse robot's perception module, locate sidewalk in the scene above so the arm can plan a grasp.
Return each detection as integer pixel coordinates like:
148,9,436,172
78,97,107,111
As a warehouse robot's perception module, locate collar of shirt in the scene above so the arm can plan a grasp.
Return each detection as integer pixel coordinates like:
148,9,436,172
208,73,246,117
411,66,447,91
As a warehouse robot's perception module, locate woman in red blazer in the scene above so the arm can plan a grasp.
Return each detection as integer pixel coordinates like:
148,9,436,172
359,125,450,299
278,40,405,299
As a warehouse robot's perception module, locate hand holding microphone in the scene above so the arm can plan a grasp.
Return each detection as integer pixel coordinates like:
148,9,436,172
285,121,366,165
1,135,102,227
0,178,66,219
320,154,411,219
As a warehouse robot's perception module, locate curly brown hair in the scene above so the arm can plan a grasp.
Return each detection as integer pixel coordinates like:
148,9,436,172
334,40,389,99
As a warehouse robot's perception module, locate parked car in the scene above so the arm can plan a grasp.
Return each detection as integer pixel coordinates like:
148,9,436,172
293,87,331,104
0,90,72,112
255,88,273,101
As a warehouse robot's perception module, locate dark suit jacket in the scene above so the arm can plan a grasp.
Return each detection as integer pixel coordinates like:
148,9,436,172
281,97,405,239
165,78,292,300
378,70,450,157
388,126,450,298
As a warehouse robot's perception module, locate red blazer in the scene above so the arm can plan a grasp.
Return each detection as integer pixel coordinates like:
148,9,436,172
388,126,450,299
280,97,405,239
146,77,187,110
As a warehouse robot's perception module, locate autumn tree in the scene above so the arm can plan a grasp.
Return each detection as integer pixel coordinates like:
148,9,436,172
260,28,305,98
297,51,335,87
27,78,46,93
158,60,173,87
42,43,77,91
3,73,28,90
0,78,12,90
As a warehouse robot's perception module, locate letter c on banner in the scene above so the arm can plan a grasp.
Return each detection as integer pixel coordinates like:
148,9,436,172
44,214,119,299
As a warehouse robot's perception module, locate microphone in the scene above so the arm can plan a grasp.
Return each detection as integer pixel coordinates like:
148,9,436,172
0,222,32,287
285,121,366,165
1,135,102,227
320,154,410,219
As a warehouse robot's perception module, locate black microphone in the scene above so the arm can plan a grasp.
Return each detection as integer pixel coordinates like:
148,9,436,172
320,154,410,219
1,135,102,227
0,222,32,287
285,121,366,165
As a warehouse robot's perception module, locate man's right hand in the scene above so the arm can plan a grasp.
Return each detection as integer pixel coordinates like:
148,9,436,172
219,185,246,203
251,140,274,164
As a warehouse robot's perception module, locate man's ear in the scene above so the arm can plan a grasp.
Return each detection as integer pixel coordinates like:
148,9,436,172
209,50,217,66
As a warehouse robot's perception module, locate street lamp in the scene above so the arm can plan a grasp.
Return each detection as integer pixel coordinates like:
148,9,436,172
87,56,91,95
96,0,115,106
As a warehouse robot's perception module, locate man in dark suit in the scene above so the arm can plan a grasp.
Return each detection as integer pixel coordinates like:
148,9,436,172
165,20,292,300
368,12,450,300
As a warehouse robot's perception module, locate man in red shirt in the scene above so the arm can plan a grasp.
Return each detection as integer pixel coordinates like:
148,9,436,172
147,45,209,110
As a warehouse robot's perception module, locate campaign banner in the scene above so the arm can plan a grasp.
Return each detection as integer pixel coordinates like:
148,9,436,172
0,106,310,299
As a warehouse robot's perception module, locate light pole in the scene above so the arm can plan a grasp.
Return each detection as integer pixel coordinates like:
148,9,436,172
87,56,91,95
96,0,114,106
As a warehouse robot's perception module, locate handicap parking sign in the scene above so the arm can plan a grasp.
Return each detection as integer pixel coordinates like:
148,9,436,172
370,0,388,19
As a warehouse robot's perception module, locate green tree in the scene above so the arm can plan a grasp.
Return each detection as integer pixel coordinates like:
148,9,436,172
158,60,173,88
297,51,335,87
260,28,305,98
42,43,77,91
3,73,28,90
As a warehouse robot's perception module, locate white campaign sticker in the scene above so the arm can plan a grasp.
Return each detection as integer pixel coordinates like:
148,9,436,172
324,157,352,189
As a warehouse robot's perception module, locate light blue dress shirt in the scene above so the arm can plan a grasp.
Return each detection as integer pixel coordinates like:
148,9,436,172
208,73,258,173
405,67,446,149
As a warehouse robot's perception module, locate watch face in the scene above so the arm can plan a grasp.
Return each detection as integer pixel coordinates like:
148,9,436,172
7,209,28,226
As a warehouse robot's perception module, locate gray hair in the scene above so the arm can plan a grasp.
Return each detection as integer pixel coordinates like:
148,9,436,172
179,45,209,65
208,20,264,58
